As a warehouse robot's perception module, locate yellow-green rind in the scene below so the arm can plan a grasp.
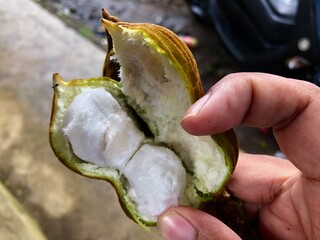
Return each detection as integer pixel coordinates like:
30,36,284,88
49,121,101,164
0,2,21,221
212,130,239,193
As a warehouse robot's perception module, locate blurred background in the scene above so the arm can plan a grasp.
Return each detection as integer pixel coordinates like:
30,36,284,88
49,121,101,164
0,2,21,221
0,0,318,239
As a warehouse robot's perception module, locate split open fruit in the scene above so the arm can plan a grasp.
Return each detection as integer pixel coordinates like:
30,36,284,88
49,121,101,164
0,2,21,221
49,9,238,227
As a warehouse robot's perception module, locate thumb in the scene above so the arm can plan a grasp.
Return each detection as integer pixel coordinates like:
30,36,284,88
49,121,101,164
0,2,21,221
157,206,241,240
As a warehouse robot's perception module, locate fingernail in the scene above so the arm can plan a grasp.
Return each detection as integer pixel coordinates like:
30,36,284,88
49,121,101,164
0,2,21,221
184,93,210,118
157,212,196,240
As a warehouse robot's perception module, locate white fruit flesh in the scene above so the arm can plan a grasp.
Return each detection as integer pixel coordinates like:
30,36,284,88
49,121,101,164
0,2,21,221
62,88,144,169
123,144,186,221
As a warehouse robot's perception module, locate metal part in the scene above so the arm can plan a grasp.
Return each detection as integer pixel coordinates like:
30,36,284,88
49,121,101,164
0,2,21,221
286,56,310,69
297,37,311,52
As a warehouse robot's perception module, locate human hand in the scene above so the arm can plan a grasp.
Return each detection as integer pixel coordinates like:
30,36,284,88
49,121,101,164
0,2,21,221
157,73,320,240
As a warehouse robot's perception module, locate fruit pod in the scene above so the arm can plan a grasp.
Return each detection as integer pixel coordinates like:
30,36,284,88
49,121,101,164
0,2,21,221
49,9,239,228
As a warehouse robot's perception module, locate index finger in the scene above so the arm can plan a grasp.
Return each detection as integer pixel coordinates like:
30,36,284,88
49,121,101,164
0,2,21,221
182,73,320,179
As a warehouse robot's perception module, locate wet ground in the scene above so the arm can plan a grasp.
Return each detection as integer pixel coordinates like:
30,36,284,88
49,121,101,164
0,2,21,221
36,0,280,155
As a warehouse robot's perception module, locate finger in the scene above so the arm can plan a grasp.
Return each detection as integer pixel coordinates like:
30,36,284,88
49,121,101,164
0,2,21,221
227,153,299,204
181,72,320,179
182,72,313,133
157,206,241,240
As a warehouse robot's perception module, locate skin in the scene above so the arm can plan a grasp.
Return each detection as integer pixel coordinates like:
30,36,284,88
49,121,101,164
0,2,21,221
157,73,320,240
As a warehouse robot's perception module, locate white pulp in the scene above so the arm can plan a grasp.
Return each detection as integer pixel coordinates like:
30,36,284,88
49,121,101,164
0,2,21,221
123,144,186,221
62,88,144,169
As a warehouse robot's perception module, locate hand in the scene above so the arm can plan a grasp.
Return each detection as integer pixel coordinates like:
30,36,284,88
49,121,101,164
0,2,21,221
157,73,320,240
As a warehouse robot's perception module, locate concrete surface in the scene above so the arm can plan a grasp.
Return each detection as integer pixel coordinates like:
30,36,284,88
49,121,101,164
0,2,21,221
0,182,46,240
0,0,160,239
